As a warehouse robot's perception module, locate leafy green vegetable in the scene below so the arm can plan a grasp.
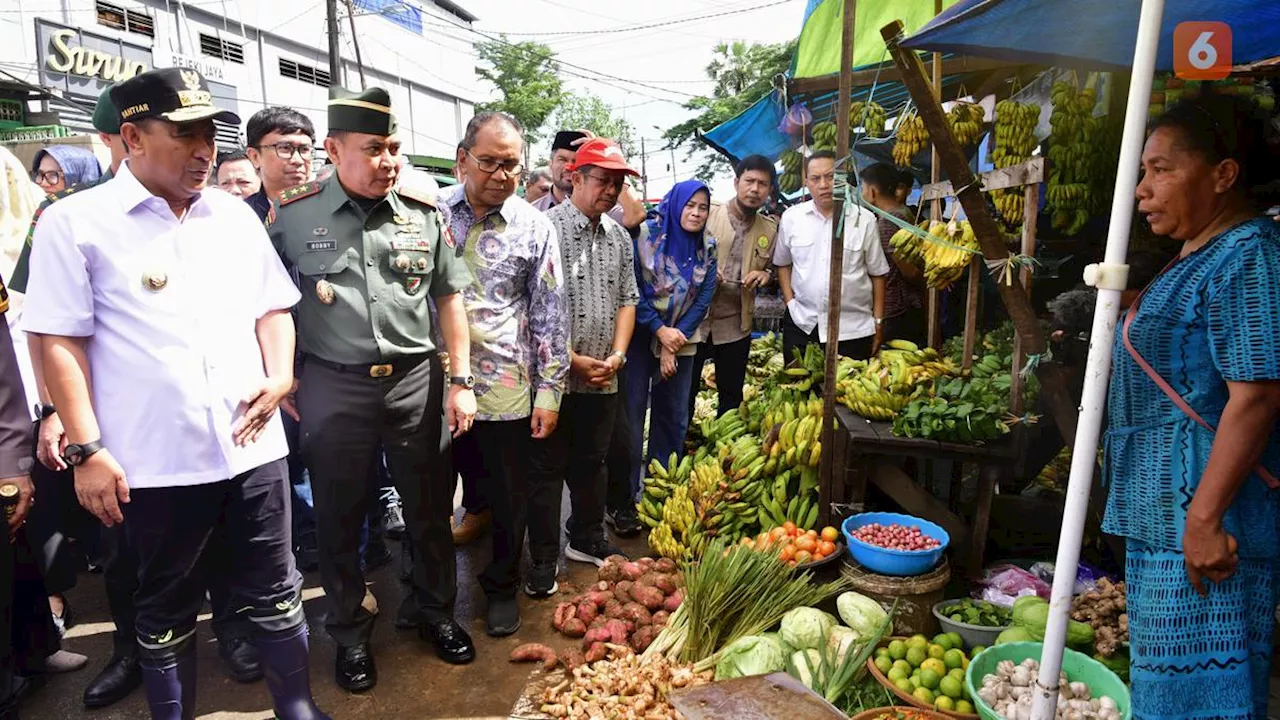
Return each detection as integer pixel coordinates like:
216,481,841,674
714,635,788,680
779,607,837,651
837,592,892,639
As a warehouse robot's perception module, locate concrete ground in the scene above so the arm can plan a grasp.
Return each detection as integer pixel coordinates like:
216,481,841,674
19,497,648,720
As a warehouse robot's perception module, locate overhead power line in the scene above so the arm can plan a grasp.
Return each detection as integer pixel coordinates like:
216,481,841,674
487,0,795,37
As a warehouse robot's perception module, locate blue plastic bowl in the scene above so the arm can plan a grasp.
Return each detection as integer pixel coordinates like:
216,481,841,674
841,512,949,576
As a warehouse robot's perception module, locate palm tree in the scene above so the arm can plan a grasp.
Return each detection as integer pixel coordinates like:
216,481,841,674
706,41,755,98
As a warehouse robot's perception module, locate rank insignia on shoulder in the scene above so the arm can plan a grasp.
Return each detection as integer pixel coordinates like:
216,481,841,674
280,182,321,206
396,185,436,208
265,205,277,228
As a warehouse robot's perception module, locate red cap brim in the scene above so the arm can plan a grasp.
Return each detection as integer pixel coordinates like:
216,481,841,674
567,159,640,176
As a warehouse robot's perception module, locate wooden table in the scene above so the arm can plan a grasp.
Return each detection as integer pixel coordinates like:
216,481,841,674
830,405,1018,578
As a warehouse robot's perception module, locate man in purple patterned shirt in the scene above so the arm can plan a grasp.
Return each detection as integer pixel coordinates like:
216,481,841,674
443,112,569,636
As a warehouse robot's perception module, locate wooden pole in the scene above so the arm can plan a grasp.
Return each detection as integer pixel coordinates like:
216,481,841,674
927,0,943,350
881,19,1078,445
817,0,856,529
1010,180,1040,415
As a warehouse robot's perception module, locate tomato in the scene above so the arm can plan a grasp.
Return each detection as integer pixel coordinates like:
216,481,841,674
787,527,800,538
818,539,837,556
794,550,813,564
795,536,817,553
779,545,797,562
740,537,753,547
821,526,839,542
770,527,788,541
811,550,826,561
782,521,797,533
805,529,818,539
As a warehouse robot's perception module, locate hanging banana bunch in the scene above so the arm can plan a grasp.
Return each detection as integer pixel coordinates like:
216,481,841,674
778,149,803,194
989,99,1041,226
892,110,928,167
947,101,986,149
811,121,838,152
1045,80,1101,235
850,100,887,139
920,219,980,290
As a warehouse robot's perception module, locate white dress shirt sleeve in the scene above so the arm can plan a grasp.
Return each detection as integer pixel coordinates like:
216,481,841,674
21,208,95,337
773,211,794,266
249,220,302,318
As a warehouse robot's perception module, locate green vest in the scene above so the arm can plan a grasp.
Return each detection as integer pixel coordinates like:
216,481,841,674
268,174,471,364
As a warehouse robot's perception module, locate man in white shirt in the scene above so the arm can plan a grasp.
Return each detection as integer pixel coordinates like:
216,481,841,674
774,151,889,361
21,69,328,720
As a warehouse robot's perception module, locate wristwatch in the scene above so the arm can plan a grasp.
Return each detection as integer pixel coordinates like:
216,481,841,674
450,375,476,389
608,350,627,367
63,440,105,467
33,403,56,419
873,317,885,328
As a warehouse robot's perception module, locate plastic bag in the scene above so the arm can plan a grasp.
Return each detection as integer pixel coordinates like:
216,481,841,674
778,102,813,137
976,564,1052,607
1029,561,1110,595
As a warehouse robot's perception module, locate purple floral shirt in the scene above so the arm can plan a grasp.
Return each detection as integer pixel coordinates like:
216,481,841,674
443,186,569,421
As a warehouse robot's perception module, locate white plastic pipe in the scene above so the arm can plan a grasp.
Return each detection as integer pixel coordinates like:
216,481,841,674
1030,0,1166,718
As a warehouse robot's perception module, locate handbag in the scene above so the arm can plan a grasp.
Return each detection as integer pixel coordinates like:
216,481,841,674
1122,277,1280,489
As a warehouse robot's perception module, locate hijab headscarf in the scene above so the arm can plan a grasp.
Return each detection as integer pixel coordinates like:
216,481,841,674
1,146,45,273
32,145,103,190
636,179,716,327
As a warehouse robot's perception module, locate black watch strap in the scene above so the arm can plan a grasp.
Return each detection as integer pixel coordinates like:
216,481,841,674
63,440,104,467
450,375,476,389
33,403,56,419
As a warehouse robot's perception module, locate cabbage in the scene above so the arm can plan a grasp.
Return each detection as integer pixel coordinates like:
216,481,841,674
779,607,837,650
714,635,788,680
790,648,826,691
836,591,891,639
825,625,860,664
761,631,794,655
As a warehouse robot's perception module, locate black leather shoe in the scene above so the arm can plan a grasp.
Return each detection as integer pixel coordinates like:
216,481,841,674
335,643,376,693
419,618,474,664
218,635,263,683
82,653,142,709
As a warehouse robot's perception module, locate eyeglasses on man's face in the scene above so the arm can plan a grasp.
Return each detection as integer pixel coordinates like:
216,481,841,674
257,142,313,160
466,150,523,177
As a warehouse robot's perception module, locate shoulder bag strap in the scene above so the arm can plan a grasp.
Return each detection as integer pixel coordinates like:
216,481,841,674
1121,276,1280,489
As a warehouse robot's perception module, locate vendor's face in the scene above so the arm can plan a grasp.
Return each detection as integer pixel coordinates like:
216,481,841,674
325,131,400,198
735,169,771,210
680,190,710,233
805,157,836,210
122,119,217,201
551,148,576,192
34,154,66,194
1135,126,1239,241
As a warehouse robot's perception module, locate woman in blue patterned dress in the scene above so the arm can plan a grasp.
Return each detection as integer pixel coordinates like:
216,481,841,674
1106,95,1280,719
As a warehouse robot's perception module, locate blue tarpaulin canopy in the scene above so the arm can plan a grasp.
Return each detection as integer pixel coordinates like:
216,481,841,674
903,0,1280,70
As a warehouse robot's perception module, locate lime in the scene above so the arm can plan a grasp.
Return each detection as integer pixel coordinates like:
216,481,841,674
908,634,929,648
921,658,948,677
932,633,954,651
944,648,966,670
946,632,964,650
919,668,941,690
905,646,927,668
939,675,963,699
894,677,914,694
948,668,966,683
970,644,987,657
888,639,908,661
955,700,975,714
927,643,947,661
875,655,894,675
876,647,890,659
934,696,956,712
912,687,935,705
887,666,907,683
892,659,913,677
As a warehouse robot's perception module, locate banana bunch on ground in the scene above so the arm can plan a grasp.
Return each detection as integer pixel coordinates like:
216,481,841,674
837,340,959,420
892,111,928,167
759,465,821,530
990,99,1041,226
921,219,980,289
1032,446,1072,493
811,121,838,151
775,342,826,391
697,407,752,445
1047,81,1099,235
747,332,784,380
850,100,887,138
888,220,928,268
947,101,986,148
969,352,1009,379
638,452,692,526
642,456,697,559
779,149,803,194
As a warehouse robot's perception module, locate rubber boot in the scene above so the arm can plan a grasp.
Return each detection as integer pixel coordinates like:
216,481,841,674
139,639,197,720
257,624,330,720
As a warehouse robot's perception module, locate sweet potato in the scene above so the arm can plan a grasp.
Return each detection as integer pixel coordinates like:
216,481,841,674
597,556,627,583
577,601,599,626
584,641,609,663
582,626,612,649
510,643,558,671
561,617,587,638
585,590,613,608
663,589,683,613
651,574,678,595
620,562,644,582
613,580,634,604
604,618,629,645
630,625,659,652
620,602,652,626
595,581,611,593
560,649,586,670
653,558,678,574
589,615,608,629
603,599,625,619
637,557,656,572
652,610,670,627
631,584,666,611
552,602,577,632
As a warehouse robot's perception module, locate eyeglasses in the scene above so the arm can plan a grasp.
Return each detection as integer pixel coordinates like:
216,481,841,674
582,171,626,191
257,142,313,160
32,170,64,185
466,150,523,177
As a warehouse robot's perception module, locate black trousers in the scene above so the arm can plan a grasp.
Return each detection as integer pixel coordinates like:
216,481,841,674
0,527,60,713
25,461,86,596
123,460,302,651
781,308,873,362
689,334,752,419
605,371,634,514
882,307,928,348
528,393,618,561
454,420,529,598
298,354,454,646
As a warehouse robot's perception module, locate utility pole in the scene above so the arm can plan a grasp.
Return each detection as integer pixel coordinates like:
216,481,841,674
669,145,677,182
344,0,367,89
326,0,342,86
640,137,648,200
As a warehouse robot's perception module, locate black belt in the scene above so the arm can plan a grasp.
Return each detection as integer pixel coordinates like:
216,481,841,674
304,353,432,378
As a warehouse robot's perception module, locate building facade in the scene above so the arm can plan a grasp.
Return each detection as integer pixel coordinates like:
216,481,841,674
0,0,479,155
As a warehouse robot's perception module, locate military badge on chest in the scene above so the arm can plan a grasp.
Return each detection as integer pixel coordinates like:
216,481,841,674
315,279,337,305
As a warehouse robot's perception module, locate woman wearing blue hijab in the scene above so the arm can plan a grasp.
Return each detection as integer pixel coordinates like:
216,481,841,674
625,179,718,501
31,145,102,196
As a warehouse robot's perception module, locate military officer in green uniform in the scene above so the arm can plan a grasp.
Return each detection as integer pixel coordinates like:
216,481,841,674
267,86,476,693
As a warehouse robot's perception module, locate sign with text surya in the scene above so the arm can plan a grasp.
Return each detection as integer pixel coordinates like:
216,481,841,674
37,19,151,98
